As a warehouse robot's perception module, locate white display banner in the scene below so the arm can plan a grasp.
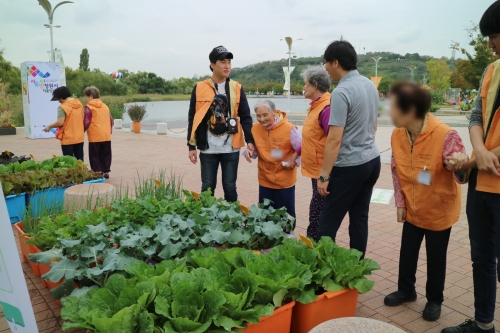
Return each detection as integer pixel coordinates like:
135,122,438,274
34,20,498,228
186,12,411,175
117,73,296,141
283,66,295,91
20,62,61,139
0,188,39,332
48,50,66,87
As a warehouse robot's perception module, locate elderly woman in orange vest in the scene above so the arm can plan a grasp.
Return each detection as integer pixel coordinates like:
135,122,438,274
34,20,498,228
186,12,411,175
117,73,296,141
44,86,85,160
383,82,468,322
244,100,301,221
83,86,113,179
300,65,331,239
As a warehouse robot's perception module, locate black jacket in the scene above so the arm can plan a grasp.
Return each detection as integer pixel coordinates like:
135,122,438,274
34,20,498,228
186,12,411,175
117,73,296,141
187,79,254,151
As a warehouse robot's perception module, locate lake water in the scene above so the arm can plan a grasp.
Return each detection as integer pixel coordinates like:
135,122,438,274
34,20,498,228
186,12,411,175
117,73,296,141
122,97,311,127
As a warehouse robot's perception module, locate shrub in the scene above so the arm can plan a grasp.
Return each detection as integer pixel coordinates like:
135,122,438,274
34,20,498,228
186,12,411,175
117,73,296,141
430,90,444,105
0,86,22,127
430,105,440,113
127,104,147,122
109,106,124,120
460,103,472,111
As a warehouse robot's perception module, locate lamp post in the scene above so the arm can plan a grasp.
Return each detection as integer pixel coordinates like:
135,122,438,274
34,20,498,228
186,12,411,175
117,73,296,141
38,0,73,62
408,66,417,81
422,72,429,85
281,37,302,112
371,56,382,78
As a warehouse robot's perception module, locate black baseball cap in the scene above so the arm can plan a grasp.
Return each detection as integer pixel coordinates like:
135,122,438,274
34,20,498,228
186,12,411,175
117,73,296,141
50,86,72,101
209,45,233,63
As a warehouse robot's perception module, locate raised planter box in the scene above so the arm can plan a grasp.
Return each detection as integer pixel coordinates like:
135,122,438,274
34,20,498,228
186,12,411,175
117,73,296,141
39,261,63,290
14,222,42,276
291,288,358,333
82,178,105,185
0,127,16,135
27,187,67,217
6,193,26,224
239,301,295,333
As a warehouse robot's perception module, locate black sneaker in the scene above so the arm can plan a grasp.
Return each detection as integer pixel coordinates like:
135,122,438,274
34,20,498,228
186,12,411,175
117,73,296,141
422,302,441,321
442,319,495,333
384,290,417,307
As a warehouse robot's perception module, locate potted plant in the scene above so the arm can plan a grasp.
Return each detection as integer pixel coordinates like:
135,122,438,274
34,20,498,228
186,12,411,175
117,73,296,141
127,104,147,133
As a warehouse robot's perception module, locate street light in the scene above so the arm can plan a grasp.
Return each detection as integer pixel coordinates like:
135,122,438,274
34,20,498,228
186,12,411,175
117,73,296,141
422,72,429,85
281,37,302,112
371,56,382,78
408,66,417,81
38,0,73,62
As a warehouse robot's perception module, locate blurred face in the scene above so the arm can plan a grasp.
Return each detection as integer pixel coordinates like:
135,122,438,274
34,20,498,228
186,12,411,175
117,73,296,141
323,59,341,82
303,79,319,100
211,59,232,78
85,95,93,102
488,33,500,56
389,95,416,128
255,106,275,127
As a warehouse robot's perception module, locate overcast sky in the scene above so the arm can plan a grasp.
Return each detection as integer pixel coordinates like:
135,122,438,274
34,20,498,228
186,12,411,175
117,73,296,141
0,0,493,79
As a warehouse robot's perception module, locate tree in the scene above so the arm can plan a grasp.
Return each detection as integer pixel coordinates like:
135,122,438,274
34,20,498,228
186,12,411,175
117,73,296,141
451,24,498,88
0,41,21,94
450,60,475,90
427,59,451,92
79,48,90,71
378,77,395,94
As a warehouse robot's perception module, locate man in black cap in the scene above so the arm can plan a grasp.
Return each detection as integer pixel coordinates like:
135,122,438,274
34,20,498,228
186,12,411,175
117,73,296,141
442,1,500,332
44,86,85,160
187,46,254,202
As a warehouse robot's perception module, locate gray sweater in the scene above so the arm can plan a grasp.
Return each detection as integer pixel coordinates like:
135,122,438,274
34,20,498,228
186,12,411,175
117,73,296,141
469,66,489,130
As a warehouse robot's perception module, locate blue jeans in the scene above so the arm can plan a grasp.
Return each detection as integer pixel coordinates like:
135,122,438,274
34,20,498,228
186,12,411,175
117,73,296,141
467,168,500,323
199,152,239,202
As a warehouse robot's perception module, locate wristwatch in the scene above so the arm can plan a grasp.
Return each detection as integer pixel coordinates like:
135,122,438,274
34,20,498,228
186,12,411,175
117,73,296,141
319,175,330,183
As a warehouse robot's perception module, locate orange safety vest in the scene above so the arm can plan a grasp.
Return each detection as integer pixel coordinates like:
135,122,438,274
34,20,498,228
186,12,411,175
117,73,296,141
86,99,111,143
301,92,331,178
474,59,500,194
189,78,244,149
60,99,84,145
392,114,461,231
252,111,297,189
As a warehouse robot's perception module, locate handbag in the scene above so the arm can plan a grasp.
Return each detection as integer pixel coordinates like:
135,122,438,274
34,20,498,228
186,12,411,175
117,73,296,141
55,108,73,140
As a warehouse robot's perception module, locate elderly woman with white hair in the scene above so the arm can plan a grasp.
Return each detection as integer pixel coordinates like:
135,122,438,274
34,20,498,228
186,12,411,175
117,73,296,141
244,100,301,222
300,65,331,239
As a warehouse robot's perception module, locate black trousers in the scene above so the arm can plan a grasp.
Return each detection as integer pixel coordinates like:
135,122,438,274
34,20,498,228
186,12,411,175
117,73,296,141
88,141,112,173
398,221,451,305
61,142,84,161
466,168,500,323
317,156,381,257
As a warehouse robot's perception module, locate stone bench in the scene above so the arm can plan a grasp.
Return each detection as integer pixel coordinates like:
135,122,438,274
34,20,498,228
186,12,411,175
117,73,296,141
64,183,115,213
309,317,405,333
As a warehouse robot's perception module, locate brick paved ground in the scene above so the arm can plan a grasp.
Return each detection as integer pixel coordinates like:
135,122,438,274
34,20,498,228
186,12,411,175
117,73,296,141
0,125,493,333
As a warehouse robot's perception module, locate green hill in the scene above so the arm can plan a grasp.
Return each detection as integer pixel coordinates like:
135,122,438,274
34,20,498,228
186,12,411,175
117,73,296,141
230,52,457,93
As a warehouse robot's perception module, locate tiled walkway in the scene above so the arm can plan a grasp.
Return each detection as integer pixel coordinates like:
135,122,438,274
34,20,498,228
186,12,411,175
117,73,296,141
0,126,491,333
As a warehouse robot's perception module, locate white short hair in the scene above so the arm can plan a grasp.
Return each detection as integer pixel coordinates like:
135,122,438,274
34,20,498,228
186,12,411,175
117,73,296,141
253,99,276,113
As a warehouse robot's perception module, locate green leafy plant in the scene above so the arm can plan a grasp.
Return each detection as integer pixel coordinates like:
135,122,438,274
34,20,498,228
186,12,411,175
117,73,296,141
460,103,472,111
29,191,295,297
430,105,440,113
127,104,147,122
59,240,379,332
134,168,183,200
